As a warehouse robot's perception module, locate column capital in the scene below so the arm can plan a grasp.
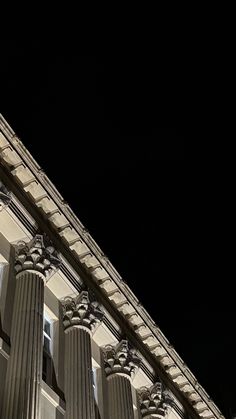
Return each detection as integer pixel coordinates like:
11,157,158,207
138,382,173,418
62,291,103,332
14,234,61,280
0,181,11,211
103,340,141,378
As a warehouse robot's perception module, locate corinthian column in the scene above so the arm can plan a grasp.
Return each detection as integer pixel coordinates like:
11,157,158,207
138,381,173,418
1,234,60,419
103,340,140,419
62,291,103,419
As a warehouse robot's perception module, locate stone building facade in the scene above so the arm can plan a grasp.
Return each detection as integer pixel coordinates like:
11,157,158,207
0,114,224,418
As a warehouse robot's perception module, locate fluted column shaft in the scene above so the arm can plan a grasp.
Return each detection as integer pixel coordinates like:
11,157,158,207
64,326,95,419
2,271,44,419
107,374,134,419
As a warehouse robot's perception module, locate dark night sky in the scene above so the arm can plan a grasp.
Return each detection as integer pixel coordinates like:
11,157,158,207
0,40,234,417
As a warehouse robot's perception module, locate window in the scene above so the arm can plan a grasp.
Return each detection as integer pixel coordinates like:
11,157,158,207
95,403,101,419
92,368,97,401
0,264,4,296
42,316,53,386
42,315,64,400
93,368,101,419
42,353,48,382
43,318,51,355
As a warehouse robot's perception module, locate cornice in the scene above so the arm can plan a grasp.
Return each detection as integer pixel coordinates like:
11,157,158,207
0,114,224,419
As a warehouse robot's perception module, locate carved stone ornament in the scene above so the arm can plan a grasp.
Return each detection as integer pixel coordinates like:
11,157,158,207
62,291,104,332
14,234,61,279
138,382,173,418
0,181,11,211
103,340,141,378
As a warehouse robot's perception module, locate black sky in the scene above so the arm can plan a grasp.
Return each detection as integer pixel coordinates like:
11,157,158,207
0,40,234,417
